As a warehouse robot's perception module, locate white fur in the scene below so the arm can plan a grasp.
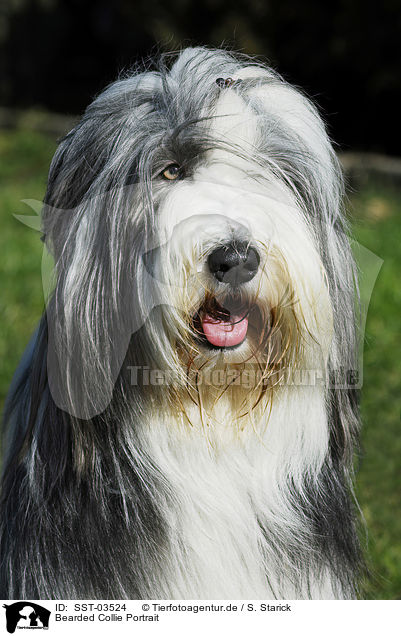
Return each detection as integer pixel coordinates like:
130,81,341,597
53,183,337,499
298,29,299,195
132,85,337,598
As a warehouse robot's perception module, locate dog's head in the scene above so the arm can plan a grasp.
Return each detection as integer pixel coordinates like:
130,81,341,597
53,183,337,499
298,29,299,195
41,48,356,421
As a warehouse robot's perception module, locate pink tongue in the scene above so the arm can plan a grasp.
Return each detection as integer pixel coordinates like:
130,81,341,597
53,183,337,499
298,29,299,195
201,314,248,347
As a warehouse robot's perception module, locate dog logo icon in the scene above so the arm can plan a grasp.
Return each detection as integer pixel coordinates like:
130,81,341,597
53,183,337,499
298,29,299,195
3,602,50,633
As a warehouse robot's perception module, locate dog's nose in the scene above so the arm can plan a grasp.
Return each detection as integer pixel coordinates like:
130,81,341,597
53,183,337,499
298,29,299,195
208,242,260,285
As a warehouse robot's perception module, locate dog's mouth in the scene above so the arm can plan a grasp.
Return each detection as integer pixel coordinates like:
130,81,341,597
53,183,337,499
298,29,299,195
193,295,252,349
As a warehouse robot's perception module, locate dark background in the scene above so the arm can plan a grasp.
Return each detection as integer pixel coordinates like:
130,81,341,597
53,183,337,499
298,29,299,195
0,0,400,155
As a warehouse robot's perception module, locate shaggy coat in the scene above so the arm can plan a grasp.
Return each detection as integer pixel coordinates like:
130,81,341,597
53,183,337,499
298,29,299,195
1,48,362,599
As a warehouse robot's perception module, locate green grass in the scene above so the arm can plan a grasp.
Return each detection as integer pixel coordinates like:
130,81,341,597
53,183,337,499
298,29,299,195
0,128,400,599
351,187,401,599
0,129,56,399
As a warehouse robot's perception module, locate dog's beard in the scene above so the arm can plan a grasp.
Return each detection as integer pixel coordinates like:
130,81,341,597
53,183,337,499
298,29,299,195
159,282,304,430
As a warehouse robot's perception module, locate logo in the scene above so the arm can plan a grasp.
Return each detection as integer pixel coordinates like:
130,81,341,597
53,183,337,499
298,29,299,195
3,603,50,633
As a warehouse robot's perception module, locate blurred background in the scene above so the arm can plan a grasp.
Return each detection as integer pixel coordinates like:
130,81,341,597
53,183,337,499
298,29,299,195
0,0,400,599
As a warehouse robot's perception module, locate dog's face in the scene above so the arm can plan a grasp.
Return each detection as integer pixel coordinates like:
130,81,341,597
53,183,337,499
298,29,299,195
141,69,333,397
42,48,351,420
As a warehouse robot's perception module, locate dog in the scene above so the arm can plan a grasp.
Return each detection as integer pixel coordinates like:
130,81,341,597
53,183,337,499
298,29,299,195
0,47,363,599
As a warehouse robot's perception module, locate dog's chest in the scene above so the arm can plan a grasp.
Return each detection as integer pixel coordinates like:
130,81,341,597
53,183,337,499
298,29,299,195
143,424,270,598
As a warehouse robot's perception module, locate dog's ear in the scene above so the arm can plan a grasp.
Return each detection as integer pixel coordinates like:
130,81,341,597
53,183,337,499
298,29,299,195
40,122,144,419
37,67,170,419
43,183,140,419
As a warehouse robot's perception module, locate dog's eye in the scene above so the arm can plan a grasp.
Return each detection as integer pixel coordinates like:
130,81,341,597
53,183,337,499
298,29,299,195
161,164,181,181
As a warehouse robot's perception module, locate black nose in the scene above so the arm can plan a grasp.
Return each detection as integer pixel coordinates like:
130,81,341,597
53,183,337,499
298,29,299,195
208,242,260,285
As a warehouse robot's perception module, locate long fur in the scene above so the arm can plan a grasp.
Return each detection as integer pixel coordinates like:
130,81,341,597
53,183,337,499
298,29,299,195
1,47,363,599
